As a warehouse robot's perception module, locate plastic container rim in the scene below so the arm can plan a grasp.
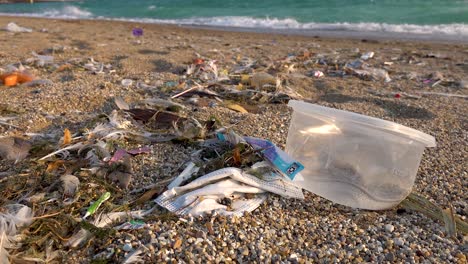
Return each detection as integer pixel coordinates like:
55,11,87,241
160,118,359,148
288,100,436,147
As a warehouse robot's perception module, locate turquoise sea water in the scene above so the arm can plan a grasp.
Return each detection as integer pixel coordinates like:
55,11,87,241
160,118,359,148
1,0,468,39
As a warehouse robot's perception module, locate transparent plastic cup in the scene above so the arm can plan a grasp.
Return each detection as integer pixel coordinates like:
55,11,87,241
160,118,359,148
286,100,436,210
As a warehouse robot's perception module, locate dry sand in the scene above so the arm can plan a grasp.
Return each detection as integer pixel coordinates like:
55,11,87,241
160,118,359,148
0,16,467,263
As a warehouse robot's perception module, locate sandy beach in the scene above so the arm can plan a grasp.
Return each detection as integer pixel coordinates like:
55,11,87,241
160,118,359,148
0,16,467,263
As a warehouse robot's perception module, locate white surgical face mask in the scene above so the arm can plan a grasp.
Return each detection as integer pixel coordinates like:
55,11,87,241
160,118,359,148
156,167,303,217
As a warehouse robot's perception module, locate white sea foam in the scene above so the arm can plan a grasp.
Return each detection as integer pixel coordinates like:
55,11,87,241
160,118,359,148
1,11,467,39
140,16,468,37
43,6,93,18
0,6,92,19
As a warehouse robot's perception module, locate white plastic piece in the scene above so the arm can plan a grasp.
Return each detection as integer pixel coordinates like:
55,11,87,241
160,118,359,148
361,51,375,60
121,79,133,87
167,162,199,189
286,100,436,210
6,22,32,33
313,71,324,78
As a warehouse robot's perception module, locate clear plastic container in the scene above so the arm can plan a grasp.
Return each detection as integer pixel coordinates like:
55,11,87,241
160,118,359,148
286,100,436,210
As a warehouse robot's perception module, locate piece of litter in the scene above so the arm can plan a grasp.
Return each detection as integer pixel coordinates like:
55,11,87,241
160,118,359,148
414,91,468,99
361,51,374,60
83,192,111,219
167,162,199,189
313,70,324,78
132,28,143,37
244,136,304,180
224,103,248,113
156,167,303,216
121,79,133,87
6,22,32,33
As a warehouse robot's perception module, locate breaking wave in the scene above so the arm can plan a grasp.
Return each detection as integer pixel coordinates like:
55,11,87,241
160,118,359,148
136,16,468,37
1,10,467,39
0,6,93,19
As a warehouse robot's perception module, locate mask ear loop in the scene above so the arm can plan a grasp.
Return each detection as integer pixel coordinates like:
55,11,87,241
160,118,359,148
174,196,202,215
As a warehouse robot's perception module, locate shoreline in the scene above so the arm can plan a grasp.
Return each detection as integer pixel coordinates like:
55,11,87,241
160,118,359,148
1,14,468,44
0,0,76,3
0,15,466,263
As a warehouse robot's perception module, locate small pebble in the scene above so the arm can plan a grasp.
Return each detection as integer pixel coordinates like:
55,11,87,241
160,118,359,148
394,237,405,246
122,243,133,252
385,224,395,233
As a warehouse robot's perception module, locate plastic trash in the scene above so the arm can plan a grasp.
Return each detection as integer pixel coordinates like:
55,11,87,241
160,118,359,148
32,52,54,67
156,166,303,216
217,131,305,180
121,79,133,87
313,70,324,78
132,28,143,37
360,51,374,60
354,67,392,82
250,72,278,90
83,192,111,219
1,72,34,87
5,22,32,33
285,100,436,210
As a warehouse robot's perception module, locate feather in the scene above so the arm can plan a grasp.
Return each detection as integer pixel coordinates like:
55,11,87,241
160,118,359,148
78,141,110,166
0,137,32,162
65,229,92,249
85,150,101,167
85,123,129,140
86,123,112,137
123,247,145,264
109,110,131,129
67,207,156,249
114,97,130,110
92,141,111,160
39,142,85,161
102,130,129,140
60,175,80,197
0,204,33,264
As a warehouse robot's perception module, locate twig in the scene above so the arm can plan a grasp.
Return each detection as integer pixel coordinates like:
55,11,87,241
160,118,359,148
171,81,204,99
0,120,20,128
33,211,61,220
414,91,468,99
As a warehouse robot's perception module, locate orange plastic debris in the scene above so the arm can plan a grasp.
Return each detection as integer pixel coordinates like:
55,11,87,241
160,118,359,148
1,72,34,87
3,74,18,87
193,58,204,65
17,72,34,83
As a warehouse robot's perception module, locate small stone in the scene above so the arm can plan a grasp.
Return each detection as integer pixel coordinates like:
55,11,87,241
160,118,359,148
456,253,466,264
385,239,394,249
430,71,443,81
394,237,405,246
173,238,182,249
196,230,206,240
385,253,395,262
205,222,214,235
242,248,249,256
108,171,132,189
122,243,133,252
385,224,395,233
